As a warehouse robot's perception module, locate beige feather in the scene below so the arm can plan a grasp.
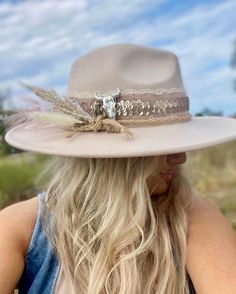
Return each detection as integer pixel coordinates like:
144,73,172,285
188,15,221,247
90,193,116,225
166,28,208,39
29,111,90,128
19,81,91,120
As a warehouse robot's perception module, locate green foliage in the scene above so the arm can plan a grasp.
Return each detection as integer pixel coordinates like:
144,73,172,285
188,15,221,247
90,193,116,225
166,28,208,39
0,110,20,156
0,87,15,156
0,120,14,156
0,153,49,208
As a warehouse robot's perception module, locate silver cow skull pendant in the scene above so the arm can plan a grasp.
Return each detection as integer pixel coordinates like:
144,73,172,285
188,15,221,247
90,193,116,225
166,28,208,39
94,88,120,119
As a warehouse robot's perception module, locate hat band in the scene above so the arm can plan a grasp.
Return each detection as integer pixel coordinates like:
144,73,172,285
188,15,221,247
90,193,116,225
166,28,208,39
18,83,192,140
67,90,191,126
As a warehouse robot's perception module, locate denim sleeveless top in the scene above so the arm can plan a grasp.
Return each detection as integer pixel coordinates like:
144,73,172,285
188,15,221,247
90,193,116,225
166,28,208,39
17,192,60,293
17,192,196,294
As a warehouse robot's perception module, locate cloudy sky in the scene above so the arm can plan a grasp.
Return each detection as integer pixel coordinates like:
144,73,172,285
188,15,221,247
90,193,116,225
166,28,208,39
0,0,235,115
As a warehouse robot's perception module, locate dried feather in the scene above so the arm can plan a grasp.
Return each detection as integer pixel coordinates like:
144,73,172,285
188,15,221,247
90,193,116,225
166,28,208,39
19,81,91,120
51,105,90,122
29,111,90,128
3,110,33,132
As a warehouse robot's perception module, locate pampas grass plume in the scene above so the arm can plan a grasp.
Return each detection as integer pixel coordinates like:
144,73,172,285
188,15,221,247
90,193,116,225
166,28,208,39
29,111,86,128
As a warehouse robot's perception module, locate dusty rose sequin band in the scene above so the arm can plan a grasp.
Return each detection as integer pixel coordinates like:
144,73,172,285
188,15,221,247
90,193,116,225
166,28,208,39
67,91,191,123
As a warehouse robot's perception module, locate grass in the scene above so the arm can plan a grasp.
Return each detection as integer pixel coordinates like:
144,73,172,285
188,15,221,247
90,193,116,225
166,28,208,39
0,152,49,208
185,140,236,230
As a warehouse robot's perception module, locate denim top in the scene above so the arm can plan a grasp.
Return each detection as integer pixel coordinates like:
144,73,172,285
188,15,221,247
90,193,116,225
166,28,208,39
17,192,196,294
17,192,60,294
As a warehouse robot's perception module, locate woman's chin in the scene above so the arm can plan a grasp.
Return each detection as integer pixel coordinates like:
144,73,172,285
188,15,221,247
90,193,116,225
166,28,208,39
150,184,170,198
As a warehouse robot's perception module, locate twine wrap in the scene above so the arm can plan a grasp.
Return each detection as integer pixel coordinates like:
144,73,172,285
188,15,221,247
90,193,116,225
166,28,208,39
66,112,134,139
66,89,192,138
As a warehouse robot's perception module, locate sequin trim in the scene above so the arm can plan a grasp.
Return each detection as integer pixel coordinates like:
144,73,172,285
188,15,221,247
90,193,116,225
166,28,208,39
67,91,190,121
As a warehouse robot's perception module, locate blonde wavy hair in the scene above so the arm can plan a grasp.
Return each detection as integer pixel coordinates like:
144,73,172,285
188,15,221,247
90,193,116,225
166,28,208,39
41,155,195,294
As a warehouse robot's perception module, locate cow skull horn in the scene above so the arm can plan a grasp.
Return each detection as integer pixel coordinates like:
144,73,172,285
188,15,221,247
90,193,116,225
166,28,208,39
113,88,120,98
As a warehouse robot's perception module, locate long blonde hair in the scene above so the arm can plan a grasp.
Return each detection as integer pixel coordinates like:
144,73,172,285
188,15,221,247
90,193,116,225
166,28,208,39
42,155,194,294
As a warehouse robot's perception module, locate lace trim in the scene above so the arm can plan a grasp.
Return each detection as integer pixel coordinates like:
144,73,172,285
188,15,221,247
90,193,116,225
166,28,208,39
67,87,186,98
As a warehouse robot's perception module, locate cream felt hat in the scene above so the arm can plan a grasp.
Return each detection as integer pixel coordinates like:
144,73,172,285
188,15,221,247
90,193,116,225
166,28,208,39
4,43,236,158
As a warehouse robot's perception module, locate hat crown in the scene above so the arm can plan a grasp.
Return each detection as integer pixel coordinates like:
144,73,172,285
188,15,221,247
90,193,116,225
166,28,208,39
67,44,185,97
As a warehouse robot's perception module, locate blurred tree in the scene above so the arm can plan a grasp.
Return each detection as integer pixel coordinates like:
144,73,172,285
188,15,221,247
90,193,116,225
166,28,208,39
195,107,223,116
230,39,236,91
195,41,236,118
0,88,20,156
0,88,11,110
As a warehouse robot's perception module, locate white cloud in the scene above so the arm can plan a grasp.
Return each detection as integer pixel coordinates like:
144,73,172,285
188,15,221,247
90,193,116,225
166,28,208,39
0,0,235,115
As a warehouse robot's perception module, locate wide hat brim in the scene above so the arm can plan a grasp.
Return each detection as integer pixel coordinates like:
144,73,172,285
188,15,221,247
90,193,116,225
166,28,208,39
4,116,236,158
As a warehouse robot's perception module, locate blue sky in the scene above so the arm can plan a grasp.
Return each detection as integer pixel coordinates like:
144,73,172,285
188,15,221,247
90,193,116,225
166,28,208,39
0,0,235,115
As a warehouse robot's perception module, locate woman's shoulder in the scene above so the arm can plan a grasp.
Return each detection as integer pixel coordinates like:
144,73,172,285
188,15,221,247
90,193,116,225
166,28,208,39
186,192,236,293
0,196,40,292
0,195,39,256
185,192,234,231
185,192,217,222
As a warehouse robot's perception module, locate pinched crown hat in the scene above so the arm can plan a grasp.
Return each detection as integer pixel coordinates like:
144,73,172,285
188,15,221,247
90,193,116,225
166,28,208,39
4,43,236,157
